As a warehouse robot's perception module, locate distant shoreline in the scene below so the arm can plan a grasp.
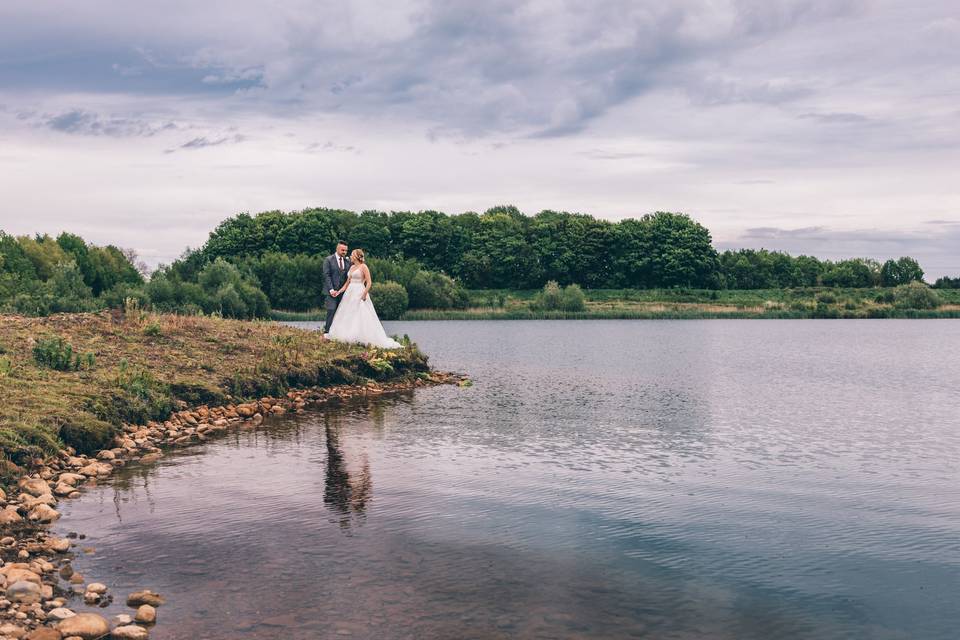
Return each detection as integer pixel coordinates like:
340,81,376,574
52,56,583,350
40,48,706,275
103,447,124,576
272,286,960,321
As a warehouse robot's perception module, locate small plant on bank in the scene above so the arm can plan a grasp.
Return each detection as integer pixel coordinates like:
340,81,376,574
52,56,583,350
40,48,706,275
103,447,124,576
0,357,12,377
32,335,95,371
142,321,163,337
893,281,940,310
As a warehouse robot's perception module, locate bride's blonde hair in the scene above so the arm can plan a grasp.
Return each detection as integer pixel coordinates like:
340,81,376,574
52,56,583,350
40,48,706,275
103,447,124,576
350,248,365,264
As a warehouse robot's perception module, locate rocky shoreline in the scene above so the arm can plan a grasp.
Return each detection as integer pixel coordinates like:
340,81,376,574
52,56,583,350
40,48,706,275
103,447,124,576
0,371,465,640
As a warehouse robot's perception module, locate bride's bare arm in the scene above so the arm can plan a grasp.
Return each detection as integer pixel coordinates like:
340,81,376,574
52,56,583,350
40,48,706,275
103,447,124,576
361,265,372,300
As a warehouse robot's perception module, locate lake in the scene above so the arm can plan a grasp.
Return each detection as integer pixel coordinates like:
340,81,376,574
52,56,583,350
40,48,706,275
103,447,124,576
55,320,960,639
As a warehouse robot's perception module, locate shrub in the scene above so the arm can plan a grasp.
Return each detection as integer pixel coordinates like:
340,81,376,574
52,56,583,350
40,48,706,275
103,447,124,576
143,321,162,337
893,281,940,309
101,282,149,310
815,292,837,304
560,284,586,311
32,336,94,371
874,290,895,304
372,281,409,320
533,281,563,310
407,271,467,309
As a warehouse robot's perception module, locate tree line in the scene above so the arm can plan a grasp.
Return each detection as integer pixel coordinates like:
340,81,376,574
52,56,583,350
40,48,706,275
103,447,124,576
195,205,938,290
2,205,956,319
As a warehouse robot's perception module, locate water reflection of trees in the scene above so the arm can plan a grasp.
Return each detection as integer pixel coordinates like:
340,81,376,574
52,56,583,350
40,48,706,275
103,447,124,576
323,415,372,530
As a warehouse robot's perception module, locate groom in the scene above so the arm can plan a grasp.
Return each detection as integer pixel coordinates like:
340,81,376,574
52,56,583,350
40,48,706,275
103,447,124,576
322,241,351,335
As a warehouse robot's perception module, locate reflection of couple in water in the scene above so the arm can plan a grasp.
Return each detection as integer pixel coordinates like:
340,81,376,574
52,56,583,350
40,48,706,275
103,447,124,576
323,417,372,528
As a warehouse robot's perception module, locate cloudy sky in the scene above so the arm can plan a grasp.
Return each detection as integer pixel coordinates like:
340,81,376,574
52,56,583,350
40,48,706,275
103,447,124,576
0,0,958,276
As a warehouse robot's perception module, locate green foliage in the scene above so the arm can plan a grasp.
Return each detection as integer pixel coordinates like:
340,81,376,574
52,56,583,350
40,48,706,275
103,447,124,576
532,281,585,311
880,257,924,287
893,281,940,309
560,284,586,311
371,281,409,320
933,275,960,289
143,321,162,337
32,335,95,371
407,271,469,309
821,259,879,288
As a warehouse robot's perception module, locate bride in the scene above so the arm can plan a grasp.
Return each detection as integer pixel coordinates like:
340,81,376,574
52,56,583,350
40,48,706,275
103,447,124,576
326,249,402,349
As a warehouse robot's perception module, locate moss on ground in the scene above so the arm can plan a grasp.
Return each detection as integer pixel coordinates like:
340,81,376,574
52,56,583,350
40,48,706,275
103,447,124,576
0,311,427,470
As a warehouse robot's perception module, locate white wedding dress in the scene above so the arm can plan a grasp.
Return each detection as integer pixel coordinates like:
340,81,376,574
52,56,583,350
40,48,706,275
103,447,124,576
327,269,402,349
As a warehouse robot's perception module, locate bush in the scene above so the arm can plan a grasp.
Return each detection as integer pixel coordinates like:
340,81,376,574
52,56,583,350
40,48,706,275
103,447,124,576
101,282,149,310
815,292,837,304
407,271,467,309
32,336,95,371
874,290,895,304
893,282,940,309
533,281,563,310
371,281,409,320
560,283,586,311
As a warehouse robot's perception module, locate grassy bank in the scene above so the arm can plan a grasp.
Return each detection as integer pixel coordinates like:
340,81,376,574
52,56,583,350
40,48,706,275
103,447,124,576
0,311,428,469
271,287,960,321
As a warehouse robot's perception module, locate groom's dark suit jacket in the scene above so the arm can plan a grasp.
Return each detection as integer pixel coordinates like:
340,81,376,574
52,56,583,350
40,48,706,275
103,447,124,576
322,254,351,310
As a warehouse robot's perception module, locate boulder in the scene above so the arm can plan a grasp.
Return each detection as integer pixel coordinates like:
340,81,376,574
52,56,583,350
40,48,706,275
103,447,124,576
6,580,42,603
0,622,27,638
46,538,71,553
46,608,76,622
55,613,110,639
111,625,148,640
1,566,42,585
28,504,60,523
53,484,75,498
133,605,155,625
0,506,22,525
25,628,64,640
56,474,85,487
125,591,164,608
19,478,51,498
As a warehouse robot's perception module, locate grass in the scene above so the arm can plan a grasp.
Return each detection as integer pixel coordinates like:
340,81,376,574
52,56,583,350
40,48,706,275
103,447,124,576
272,287,960,321
0,310,428,473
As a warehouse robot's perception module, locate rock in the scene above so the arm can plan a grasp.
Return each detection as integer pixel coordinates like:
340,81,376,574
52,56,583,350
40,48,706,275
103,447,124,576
0,506,23,525
46,538,71,553
96,451,115,461
55,613,110,639
28,504,60,523
125,591,164,608
18,478,51,498
0,488,5,502
46,608,75,622
58,565,73,580
111,625,148,640
25,628,63,640
1,567,42,586
85,583,107,595
0,623,27,638
21,493,58,509
138,454,161,465
6,581,42,604
52,484,75,498
57,473,85,486
110,615,131,626
133,605,155,625
68,574,84,585
82,592,99,605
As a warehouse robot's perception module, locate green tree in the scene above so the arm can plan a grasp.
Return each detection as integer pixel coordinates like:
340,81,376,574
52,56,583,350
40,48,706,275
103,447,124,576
880,256,924,286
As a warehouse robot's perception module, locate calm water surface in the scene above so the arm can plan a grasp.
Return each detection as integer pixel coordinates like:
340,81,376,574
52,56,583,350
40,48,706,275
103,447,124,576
56,321,960,639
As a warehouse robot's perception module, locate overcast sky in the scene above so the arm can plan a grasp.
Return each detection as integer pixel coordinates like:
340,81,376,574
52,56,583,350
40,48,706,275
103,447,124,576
0,0,958,276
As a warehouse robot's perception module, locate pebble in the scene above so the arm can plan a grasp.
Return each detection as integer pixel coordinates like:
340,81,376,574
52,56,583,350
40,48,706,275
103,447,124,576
111,625,149,640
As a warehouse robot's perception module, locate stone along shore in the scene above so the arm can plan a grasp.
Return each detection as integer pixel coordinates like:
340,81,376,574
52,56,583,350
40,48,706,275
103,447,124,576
0,372,465,640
